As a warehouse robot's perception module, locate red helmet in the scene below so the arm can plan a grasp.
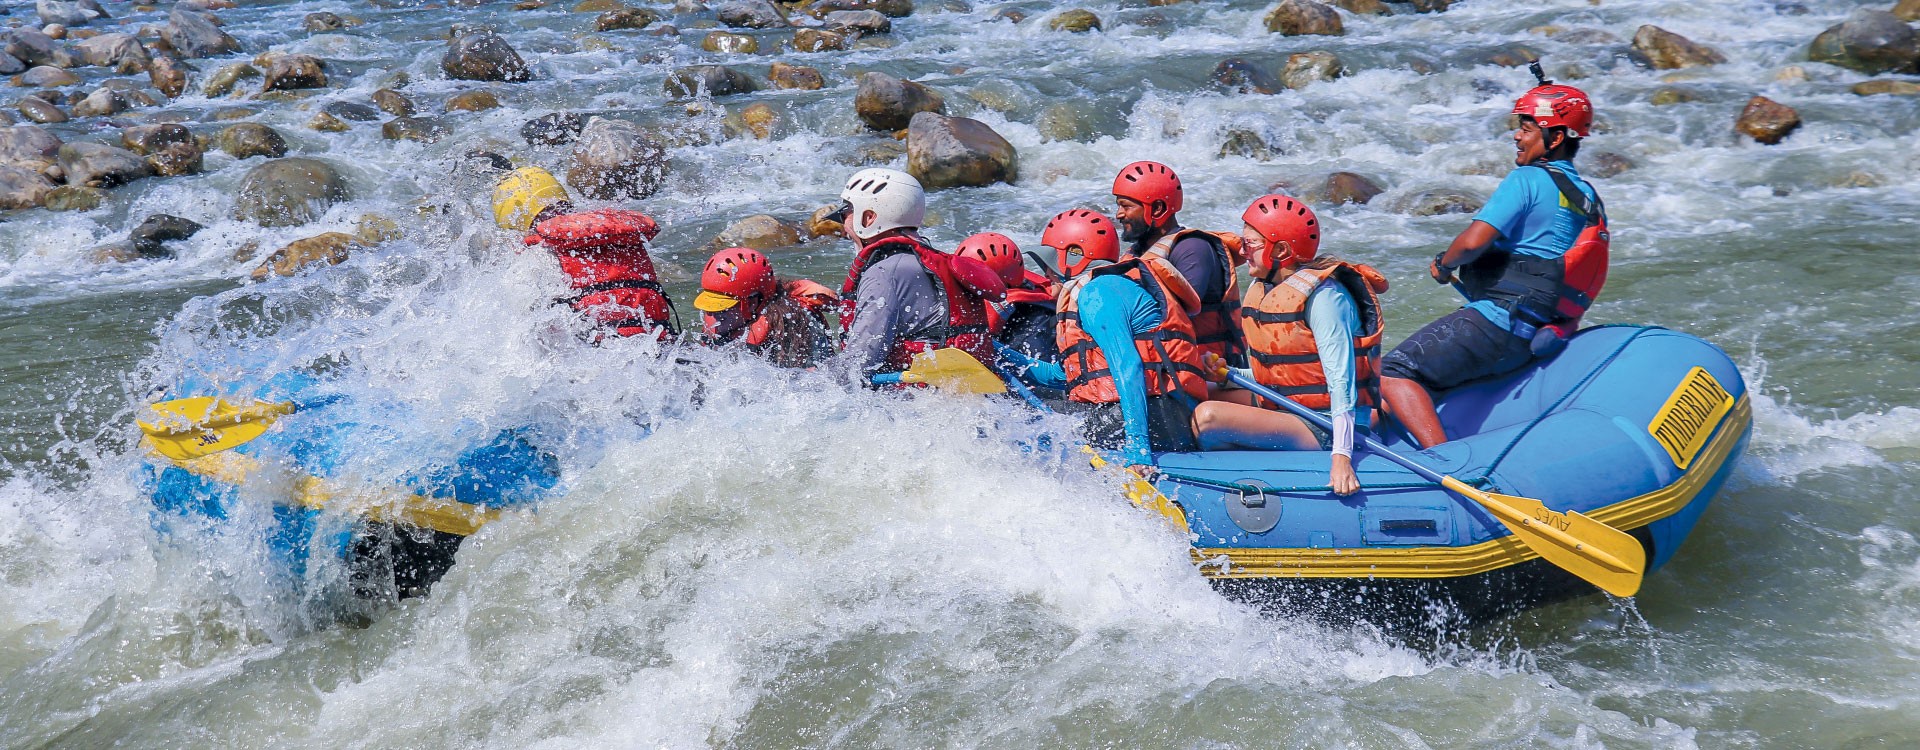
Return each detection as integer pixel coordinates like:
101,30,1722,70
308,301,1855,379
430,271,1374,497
1240,194,1320,269
1112,161,1182,219
695,247,777,313
1041,209,1121,277
955,232,1025,287
1512,84,1592,139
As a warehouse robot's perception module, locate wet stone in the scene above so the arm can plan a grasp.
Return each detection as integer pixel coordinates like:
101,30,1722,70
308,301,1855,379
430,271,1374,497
325,101,382,122
382,116,451,142
372,88,415,117
444,90,500,112
44,184,106,211
701,31,758,54
203,63,260,97
1212,58,1280,95
1630,25,1727,69
308,110,351,131
1735,95,1801,144
304,11,345,32
791,28,847,52
596,7,660,31
1265,0,1343,36
1047,8,1100,32
17,97,68,123
522,111,585,145
768,61,824,90
216,122,288,159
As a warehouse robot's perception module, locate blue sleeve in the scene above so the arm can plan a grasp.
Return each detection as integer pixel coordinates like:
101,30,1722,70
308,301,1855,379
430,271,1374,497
1472,169,1540,245
997,344,1067,390
1080,276,1163,465
1167,236,1221,303
1306,283,1360,419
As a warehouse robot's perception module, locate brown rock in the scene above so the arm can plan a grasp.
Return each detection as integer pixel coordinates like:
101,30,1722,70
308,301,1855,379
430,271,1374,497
702,31,759,53
791,28,847,52
1398,188,1481,216
769,61,824,89
444,90,500,112
250,232,361,281
71,87,132,117
1408,0,1449,11
382,116,451,142
12,66,81,88
855,71,944,130
372,88,415,117
989,8,1025,23
1211,58,1279,95
905,111,1015,189
1807,10,1920,75
442,29,533,82
1649,86,1699,105
804,0,913,18
304,11,346,32
1218,129,1270,161
1329,0,1388,14
806,203,842,237
596,7,660,30
202,62,259,97
120,122,191,154
216,122,288,159
707,213,803,251
44,185,107,212
1853,79,1920,96
1896,0,1920,22
0,164,55,209
823,9,891,33
1630,25,1727,69
1281,50,1342,89
1734,95,1800,144
145,141,203,175
573,0,625,10
308,110,351,131
1264,0,1343,36
664,65,759,98
1319,171,1382,205
261,53,327,91
148,55,188,97
1048,9,1100,32
354,213,401,244
17,97,68,123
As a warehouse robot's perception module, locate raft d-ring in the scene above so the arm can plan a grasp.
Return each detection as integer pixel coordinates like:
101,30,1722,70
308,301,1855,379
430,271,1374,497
1225,478,1280,534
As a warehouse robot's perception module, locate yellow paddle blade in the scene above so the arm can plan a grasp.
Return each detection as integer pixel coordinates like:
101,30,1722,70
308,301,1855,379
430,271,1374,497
1442,477,1646,597
1084,448,1189,533
898,348,1007,395
139,397,297,461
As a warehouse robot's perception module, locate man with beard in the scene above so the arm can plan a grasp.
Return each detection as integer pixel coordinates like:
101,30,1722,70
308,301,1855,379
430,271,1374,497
1111,161,1246,369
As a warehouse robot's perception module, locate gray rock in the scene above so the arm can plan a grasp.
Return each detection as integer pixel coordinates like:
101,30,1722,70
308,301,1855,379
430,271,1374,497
1281,50,1342,89
38,0,102,27
4,30,82,69
324,101,381,122
164,8,241,58
12,65,80,86
1218,129,1271,161
382,116,451,142
0,51,24,77
18,97,68,125
232,157,351,227
664,65,759,98
714,0,791,28
522,112,584,145
120,122,191,154
303,12,345,32
1585,152,1634,179
1397,188,1481,216
129,213,204,255
0,125,62,168
854,71,943,130
44,184,107,211
1264,0,1342,36
701,30,760,53
261,53,327,91
70,87,131,117
442,29,532,82
1211,58,1279,95
566,116,668,199
1036,102,1093,142
905,111,1015,189
216,122,288,159
824,9,891,33
203,62,259,97
57,141,152,187
76,32,146,70
0,164,55,209
1807,10,1919,75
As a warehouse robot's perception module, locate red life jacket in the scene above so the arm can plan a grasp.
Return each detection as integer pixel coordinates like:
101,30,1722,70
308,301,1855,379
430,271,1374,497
525,209,678,338
839,235,1004,368
1458,164,1609,336
1143,227,1246,366
988,270,1056,333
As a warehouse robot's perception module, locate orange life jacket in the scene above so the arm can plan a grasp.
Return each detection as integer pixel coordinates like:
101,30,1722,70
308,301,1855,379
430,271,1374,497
839,235,1003,368
1457,164,1609,336
1242,261,1389,412
1144,227,1245,366
525,209,677,337
1056,256,1211,405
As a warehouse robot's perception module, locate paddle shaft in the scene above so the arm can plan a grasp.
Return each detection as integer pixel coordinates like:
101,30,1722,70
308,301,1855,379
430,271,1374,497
1224,371,1446,484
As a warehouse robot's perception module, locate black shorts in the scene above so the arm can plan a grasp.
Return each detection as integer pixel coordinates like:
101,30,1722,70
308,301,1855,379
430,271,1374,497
1078,394,1199,455
1379,308,1534,391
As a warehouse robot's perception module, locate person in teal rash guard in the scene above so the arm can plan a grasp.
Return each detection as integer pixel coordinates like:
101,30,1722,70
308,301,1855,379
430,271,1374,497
996,209,1212,470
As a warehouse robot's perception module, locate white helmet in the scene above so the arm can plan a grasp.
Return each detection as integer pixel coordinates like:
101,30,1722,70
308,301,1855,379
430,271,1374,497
834,168,925,241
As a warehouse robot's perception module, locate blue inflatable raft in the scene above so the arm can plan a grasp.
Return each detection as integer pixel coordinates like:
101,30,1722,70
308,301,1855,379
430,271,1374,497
1138,325,1752,626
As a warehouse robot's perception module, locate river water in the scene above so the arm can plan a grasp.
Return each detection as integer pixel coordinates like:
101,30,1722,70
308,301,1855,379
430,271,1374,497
2,0,1918,746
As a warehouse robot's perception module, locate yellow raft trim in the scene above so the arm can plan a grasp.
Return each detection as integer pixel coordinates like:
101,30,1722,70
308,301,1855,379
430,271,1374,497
157,449,506,537
1188,396,1751,580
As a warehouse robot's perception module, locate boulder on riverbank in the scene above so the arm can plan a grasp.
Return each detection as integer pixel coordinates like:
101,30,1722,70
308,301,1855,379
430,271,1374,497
567,116,669,199
855,71,943,130
1807,10,1920,75
905,111,1015,189
1735,95,1800,144
232,157,351,227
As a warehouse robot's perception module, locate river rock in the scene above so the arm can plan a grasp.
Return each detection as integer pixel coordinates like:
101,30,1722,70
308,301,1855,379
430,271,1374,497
1265,0,1343,36
1329,0,1388,14
382,116,450,142
445,90,499,112
1398,188,1481,216
664,65,758,97
567,116,668,199
251,231,360,281
1807,10,1920,75
44,185,106,211
905,111,1014,189
70,87,131,116
372,88,414,117
0,52,23,77
1036,102,1092,142
1313,171,1383,205
1281,50,1342,89
522,111,584,145
1853,79,1920,95
792,28,848,52
1212,58,1279,95
304,11,345,32
596,7,660,30
1897,0,1920,21
233,157,350,226
805,0,913,18
17,96,68,123
146,139,202,175
164,8,240,58
203,62,259,96
308,111,350,131
12,65,80,87
120,122,190,154
76,32,146,70
702,31,759,53
147,54,187,97
769,61,824,89
1735,95,1800,144
261,53,326,91
855,71,943,130
1408,0,1449,10
573,0,625,11
38,0,100,27
0,164,54,209
1219,129,1271,161
4,30,81,69
217,122,287,159
715,0,791,28
1630,25,1726,69
824,9,891,34
443,29,532,82
1584,152,1633,179
0,125,62,168
729,102,777,138
707,213,802,251
57,141,151,187
989,8,1025,23
1048,8,1100,32
324,101,381,122
806,203,842,237
130,213,204,249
